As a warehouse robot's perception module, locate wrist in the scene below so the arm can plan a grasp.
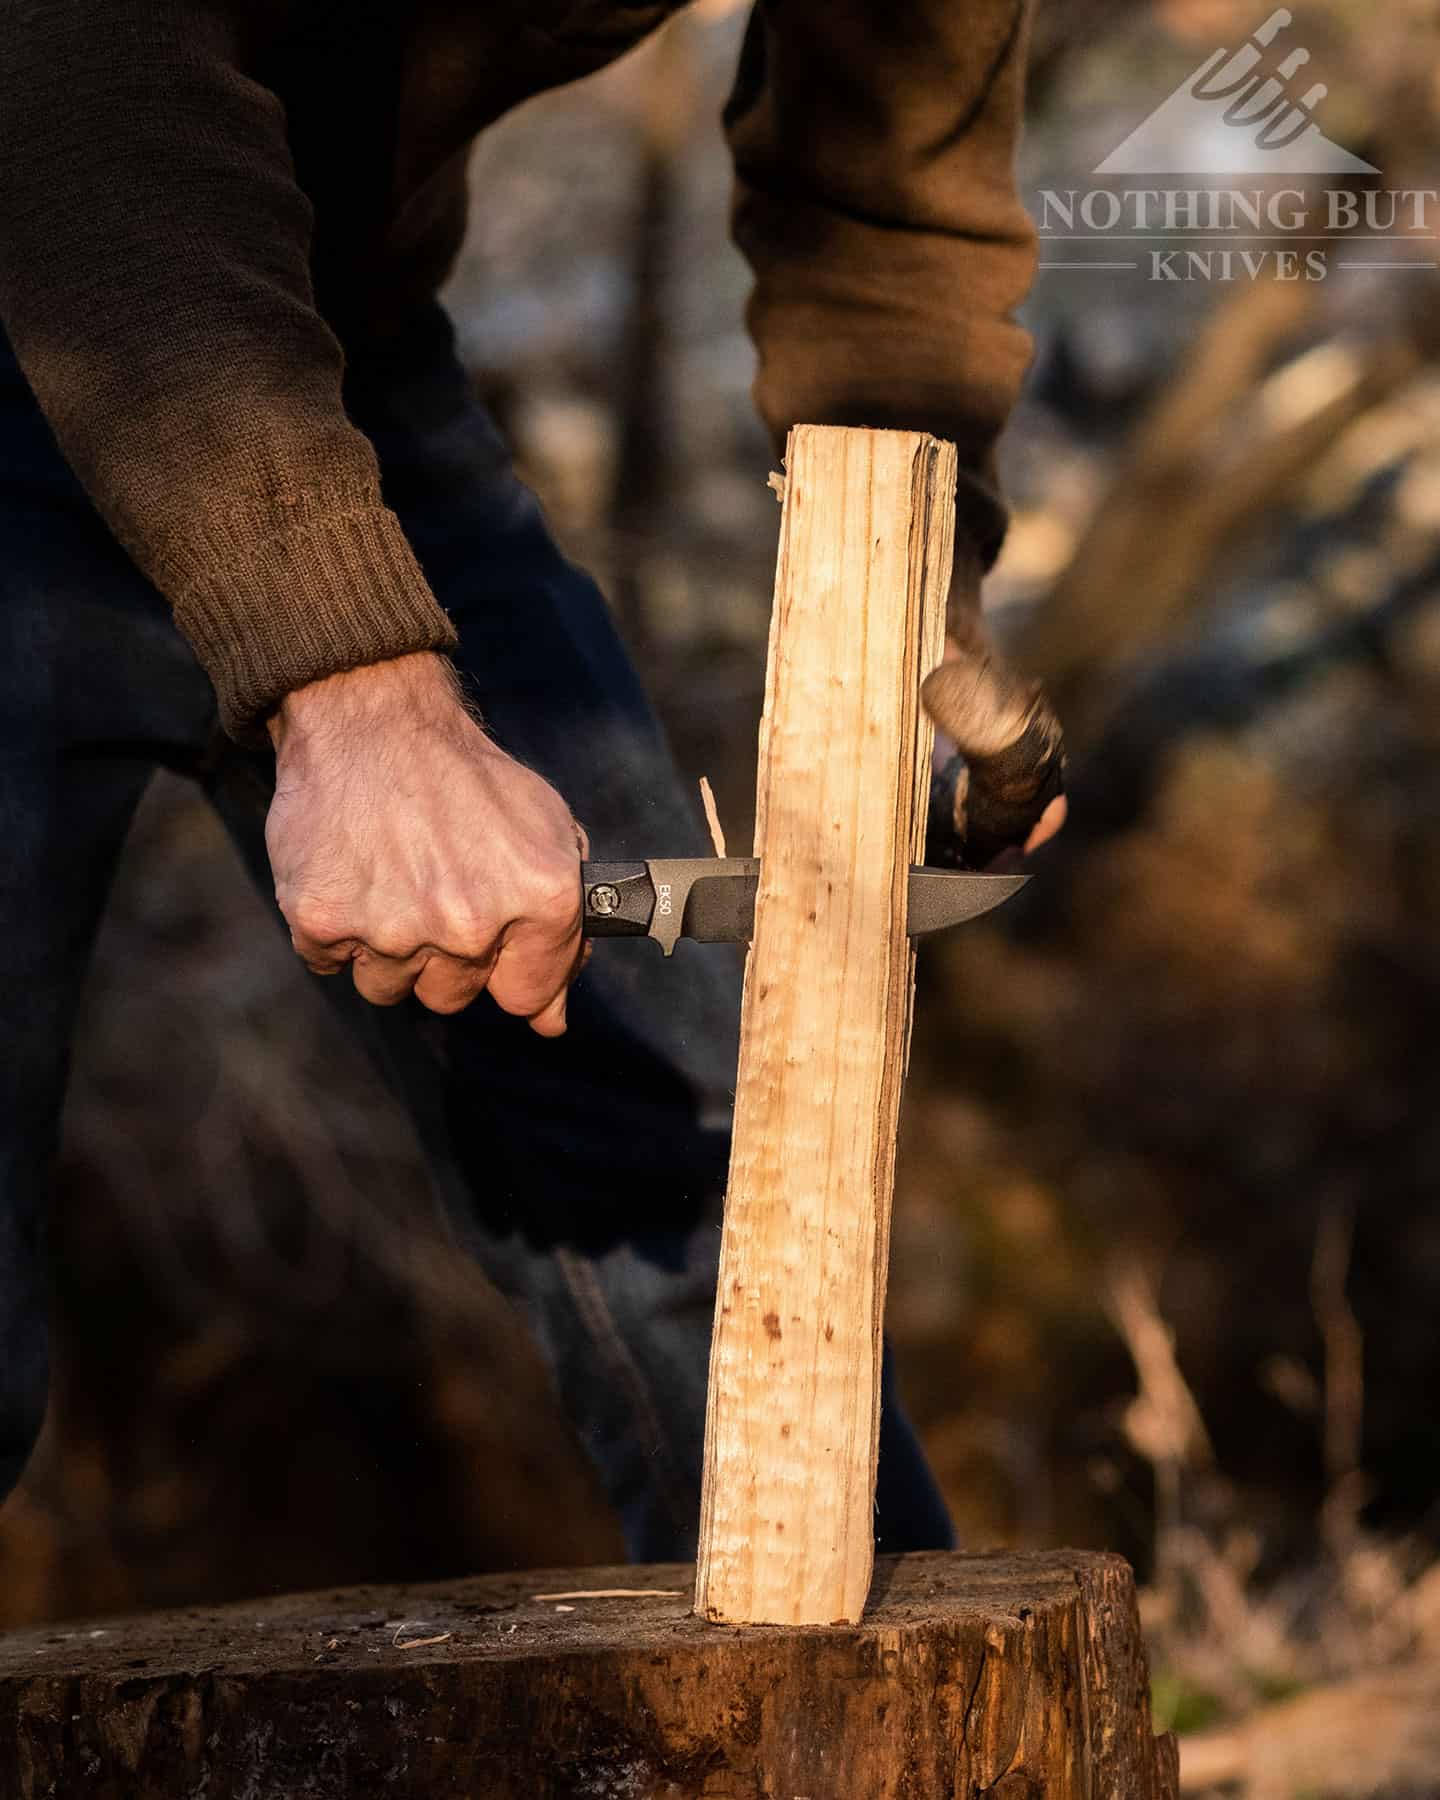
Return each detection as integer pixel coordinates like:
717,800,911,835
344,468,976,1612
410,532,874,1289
267,652,469,752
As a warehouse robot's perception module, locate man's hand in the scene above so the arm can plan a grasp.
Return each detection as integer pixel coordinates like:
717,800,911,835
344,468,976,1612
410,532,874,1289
265,652,587,1033
922,599,1067,869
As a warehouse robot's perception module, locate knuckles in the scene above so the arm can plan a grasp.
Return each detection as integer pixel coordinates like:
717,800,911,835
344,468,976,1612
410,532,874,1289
432,905,501,961
518,858,584,929
283,898,351,948
433,865,580,953
278,851,580,970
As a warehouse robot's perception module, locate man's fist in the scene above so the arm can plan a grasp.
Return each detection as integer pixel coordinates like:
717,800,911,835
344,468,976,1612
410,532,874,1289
921,622,1067,869
265,652,587,1033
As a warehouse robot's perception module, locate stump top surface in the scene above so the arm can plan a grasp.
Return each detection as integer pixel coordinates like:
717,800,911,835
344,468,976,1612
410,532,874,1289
0,1548,1122,1682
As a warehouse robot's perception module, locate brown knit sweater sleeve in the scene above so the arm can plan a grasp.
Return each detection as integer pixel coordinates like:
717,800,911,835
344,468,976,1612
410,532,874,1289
0,0,457,740
724,0,1038,567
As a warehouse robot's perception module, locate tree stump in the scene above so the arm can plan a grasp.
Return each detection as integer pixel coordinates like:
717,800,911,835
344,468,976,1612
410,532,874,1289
0,1549,1178,1798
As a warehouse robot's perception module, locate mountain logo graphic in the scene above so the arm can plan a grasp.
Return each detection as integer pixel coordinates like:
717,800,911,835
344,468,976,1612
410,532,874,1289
1095,9,1378,175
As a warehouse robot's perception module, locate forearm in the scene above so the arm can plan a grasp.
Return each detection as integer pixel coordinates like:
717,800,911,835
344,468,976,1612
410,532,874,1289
726,0,1038,566
0,0,456,739
267,651,468,757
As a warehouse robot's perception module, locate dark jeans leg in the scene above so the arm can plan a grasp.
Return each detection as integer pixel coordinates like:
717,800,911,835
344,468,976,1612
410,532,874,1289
0,430,218,1499
0,742,153,1498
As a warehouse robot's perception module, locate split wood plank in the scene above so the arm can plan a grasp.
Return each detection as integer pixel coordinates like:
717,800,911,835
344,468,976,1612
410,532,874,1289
695,424,954,1626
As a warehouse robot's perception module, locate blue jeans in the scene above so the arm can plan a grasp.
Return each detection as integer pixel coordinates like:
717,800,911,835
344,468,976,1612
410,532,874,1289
0,302,953,1562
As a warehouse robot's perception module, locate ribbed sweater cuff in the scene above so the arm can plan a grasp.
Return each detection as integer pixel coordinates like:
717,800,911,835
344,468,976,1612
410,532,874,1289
173,506,460,742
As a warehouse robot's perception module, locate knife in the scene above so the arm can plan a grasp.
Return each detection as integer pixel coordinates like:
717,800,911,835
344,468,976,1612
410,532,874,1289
579,858,1027,956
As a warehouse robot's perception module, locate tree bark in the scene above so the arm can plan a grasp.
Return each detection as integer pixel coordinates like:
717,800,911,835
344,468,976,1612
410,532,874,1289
695,425,954,1627
0,1550,1178,1799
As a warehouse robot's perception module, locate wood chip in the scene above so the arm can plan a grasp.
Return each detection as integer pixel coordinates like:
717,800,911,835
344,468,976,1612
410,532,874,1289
393,1630,453,1650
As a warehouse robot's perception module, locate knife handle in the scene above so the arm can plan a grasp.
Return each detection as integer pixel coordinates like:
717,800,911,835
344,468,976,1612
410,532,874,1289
579,861,654,937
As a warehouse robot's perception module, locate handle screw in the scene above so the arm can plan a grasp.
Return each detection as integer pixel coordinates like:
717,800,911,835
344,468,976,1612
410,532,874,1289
588,883,622,917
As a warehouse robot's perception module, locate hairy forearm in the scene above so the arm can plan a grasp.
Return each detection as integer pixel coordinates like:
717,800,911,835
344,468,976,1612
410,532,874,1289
267,652,468,754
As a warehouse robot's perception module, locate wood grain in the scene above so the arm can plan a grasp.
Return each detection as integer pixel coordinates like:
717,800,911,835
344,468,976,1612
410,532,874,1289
694,425,954,1626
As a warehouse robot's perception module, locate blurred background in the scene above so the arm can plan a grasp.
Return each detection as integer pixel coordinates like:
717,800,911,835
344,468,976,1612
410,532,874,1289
5,0,1440,1792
